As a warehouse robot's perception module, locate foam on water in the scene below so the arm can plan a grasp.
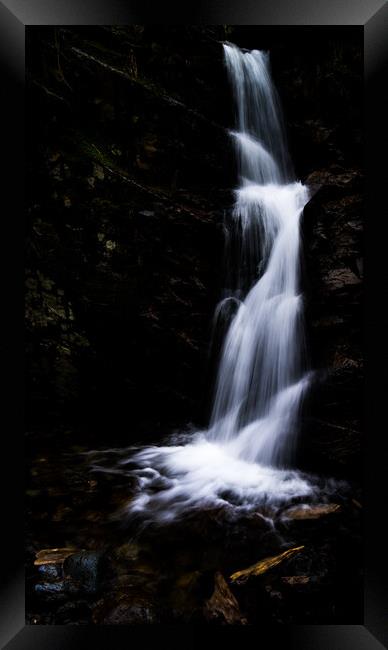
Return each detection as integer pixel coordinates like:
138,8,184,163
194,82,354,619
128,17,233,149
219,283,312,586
127,435,316,523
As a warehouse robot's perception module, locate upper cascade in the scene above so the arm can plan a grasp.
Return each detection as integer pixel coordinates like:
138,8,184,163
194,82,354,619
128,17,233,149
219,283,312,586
205,43,310,467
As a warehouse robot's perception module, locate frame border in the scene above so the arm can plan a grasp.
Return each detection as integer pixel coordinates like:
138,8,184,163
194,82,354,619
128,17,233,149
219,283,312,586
1,0,387,647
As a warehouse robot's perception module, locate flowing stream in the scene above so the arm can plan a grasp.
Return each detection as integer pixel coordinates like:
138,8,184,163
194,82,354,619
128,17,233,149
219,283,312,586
92,43,325,522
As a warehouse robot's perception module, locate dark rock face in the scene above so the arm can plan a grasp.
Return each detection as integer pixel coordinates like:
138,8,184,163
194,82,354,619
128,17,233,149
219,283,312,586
26,26,233,441
300,166,363,478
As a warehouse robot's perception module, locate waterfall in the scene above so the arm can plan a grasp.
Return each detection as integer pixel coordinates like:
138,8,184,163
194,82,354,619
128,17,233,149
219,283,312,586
207,44,310,467
98,43,320,523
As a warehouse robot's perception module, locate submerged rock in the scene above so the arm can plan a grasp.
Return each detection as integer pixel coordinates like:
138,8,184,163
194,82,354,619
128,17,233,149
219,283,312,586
282,503,341,520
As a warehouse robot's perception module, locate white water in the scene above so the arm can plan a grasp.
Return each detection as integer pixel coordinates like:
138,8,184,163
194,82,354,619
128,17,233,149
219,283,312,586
96,43,324,522
209,45,310,466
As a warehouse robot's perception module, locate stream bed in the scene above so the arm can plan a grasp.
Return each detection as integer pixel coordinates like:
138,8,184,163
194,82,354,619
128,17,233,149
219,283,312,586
26,431,362,625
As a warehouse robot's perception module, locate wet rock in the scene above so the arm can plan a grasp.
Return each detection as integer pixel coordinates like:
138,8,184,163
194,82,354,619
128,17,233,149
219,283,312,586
34,578,81,601
305,168,362,198
35,580,67,598
167,570,213,622
230,546,305,585
264,585,283,600
37,563,63,580
280,576,310,585
111,541,141,565
98,541,163,603
63,550,105,594
282,504,341,520
299,161,363,478
92,591,159,624
33,549,109,607
204,572,247,625
56,600,92,624
322,268,361,290
33,547,79,593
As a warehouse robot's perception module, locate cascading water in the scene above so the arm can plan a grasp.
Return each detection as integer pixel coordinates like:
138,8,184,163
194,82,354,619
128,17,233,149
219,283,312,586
207,45,310,467
91,43,325,523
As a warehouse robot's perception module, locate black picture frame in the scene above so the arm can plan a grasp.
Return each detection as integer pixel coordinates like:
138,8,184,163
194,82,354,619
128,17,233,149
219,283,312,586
1,0,387,647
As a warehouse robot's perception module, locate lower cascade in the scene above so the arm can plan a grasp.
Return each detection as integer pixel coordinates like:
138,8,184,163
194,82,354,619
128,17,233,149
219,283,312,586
92,43,331,522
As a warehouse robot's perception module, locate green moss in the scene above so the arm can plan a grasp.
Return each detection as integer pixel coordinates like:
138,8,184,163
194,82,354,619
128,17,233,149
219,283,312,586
77,137,117,170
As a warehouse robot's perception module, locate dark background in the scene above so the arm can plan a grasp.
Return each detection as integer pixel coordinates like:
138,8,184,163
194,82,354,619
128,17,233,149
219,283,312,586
26,25,363,479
